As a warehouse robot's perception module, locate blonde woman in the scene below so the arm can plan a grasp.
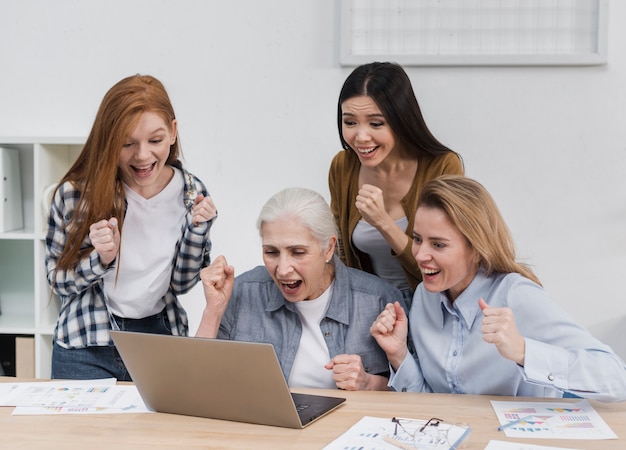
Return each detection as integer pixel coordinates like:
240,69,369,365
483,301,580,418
371,175,626,402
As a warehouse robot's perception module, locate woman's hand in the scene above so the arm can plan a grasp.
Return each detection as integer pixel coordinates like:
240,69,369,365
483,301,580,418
355,184,389,229
355,184,410,256
196,256,234,338
370,302,409,371
192,194,218,226
479,298,526,365
324,354,389,391
89,218,120,267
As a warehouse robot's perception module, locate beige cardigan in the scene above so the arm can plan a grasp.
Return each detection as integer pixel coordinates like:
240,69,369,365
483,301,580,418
328,149,464,290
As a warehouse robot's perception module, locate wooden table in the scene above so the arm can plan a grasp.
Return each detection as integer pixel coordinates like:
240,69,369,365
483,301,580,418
1,377,625,449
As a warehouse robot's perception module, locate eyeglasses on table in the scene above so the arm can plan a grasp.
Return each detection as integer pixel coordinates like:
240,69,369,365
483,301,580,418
384,416,471,449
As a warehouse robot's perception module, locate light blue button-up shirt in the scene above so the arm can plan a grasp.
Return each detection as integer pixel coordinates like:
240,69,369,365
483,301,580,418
390,270,626,402
218,257,405,385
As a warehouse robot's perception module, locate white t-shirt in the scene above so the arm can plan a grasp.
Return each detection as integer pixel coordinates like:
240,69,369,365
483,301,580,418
288,283,336,389
104,168,186,318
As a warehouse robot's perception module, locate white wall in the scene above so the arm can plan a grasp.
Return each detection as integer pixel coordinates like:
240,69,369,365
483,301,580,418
1,0,624,357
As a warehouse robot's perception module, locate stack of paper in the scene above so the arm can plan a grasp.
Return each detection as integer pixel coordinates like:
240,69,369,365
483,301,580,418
0,379,151,415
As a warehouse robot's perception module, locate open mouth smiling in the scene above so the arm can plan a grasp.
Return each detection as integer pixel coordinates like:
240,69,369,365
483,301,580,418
281,280,302,291
357,146,377,155
422,268,441,276
131,162,157,175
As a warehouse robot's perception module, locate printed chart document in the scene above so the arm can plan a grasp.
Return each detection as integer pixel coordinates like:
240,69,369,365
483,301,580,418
322,415,471,450
0,379,151,415
490,399,616,440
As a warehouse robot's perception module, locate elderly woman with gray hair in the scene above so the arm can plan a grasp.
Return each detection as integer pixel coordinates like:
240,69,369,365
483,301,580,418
196,187,406,391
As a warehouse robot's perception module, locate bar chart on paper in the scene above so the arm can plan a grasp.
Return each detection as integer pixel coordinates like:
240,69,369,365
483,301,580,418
491,399,617,440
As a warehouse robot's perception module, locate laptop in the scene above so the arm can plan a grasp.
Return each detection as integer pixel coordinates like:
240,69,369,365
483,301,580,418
110,331,346,428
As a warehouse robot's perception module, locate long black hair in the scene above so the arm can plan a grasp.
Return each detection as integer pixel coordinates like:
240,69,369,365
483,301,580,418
337,62,453,157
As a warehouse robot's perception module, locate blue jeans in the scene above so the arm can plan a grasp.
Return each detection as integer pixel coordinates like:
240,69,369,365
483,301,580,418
51,309,171,381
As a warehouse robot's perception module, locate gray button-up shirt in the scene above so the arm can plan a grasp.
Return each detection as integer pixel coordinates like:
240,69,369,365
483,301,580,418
217,257,405,384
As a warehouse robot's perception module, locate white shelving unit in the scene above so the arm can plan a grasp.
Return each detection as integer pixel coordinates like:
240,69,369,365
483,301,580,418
0,137,83,378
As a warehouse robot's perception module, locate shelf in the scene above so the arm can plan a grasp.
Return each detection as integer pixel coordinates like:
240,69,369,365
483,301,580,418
0,229,36,240
38,296,61,335
0,137,85,145
0,137,84,378
0,314,35,334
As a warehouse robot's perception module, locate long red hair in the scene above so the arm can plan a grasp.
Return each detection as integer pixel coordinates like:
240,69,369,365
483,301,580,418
55,74,180,270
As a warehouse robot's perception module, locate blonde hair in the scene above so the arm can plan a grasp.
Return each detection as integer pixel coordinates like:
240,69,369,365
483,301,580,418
418,175,541,286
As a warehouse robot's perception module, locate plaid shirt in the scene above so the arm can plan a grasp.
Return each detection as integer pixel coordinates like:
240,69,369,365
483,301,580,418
46,166,214,349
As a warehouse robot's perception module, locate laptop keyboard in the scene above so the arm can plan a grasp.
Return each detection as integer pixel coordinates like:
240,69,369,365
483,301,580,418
295,403,310,412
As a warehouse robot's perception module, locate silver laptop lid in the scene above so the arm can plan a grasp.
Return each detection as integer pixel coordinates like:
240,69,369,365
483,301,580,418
110,331,344,428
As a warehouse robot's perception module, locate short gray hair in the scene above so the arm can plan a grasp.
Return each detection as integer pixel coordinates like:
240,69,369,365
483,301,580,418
256,187,337,250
